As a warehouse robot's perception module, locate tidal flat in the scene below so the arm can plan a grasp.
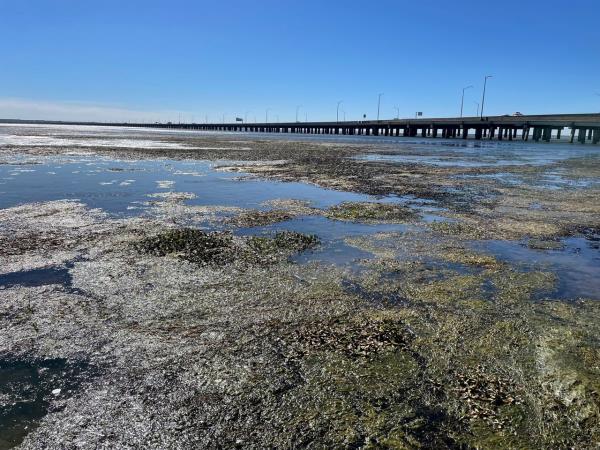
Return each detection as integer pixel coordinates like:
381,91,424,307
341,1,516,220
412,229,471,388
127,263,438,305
0,124,599,449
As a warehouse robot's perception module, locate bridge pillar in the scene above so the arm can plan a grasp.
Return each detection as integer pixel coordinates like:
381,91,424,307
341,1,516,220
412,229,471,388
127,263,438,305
578,129,586,144
462,127,468,139
557,128,562,140
543,127,552,142
588,129,593,141
475,127,482,140
592,128,599,144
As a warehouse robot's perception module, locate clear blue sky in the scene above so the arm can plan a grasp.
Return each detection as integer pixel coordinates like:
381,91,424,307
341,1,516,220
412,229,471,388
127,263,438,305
1,0,599,122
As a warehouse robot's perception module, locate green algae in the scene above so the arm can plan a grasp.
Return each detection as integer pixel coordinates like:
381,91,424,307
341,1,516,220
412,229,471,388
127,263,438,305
527,238,565,250
438,246,502,269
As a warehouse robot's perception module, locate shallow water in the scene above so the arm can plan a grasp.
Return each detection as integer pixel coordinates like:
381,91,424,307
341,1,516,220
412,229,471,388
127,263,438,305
0,359,91,449
1,124,599,288
354,142,600,167
0,156,371,214
476,236,600,300
0,266,72,290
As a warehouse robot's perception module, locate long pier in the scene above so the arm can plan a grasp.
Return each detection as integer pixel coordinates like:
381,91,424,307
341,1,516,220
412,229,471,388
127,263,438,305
143,113,600,144
4,113,600,143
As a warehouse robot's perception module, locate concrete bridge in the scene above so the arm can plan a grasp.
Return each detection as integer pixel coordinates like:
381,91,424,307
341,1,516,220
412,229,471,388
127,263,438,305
139,113,600,144
5,113,600,144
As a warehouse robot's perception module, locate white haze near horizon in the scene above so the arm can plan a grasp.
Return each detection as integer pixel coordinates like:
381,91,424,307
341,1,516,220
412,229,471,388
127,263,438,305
0,98,193,123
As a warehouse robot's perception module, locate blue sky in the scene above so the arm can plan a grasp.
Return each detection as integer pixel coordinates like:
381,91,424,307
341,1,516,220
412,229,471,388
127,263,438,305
1,0,599,122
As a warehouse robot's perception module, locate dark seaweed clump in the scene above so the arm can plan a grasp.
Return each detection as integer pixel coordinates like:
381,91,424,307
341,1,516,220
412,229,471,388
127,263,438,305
227,209,294,227
326,201,418,223
134,228,237,266
247,232,318,254
134,228,318,266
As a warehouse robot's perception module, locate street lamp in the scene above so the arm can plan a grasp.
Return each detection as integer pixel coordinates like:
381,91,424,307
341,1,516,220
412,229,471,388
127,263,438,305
474,101,480,117
336,100,343,123
480,75,492,119
296,105,302,122
265,108,272,123
460,85,473,118
244,110,251,123
377,93,384,121
394,106,400,119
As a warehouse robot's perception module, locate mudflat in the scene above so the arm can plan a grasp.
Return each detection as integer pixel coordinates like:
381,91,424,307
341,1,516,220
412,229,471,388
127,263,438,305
1,124,599,448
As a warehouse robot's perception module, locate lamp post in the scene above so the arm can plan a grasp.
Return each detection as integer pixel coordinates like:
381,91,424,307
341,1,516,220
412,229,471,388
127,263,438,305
460,85,473,118
377,93,384,121
336,100,343,123
265,108,271,123
480,75,492,119
296,105,302,122
394,106,400,119
474,101,480,117
244,110,251,123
